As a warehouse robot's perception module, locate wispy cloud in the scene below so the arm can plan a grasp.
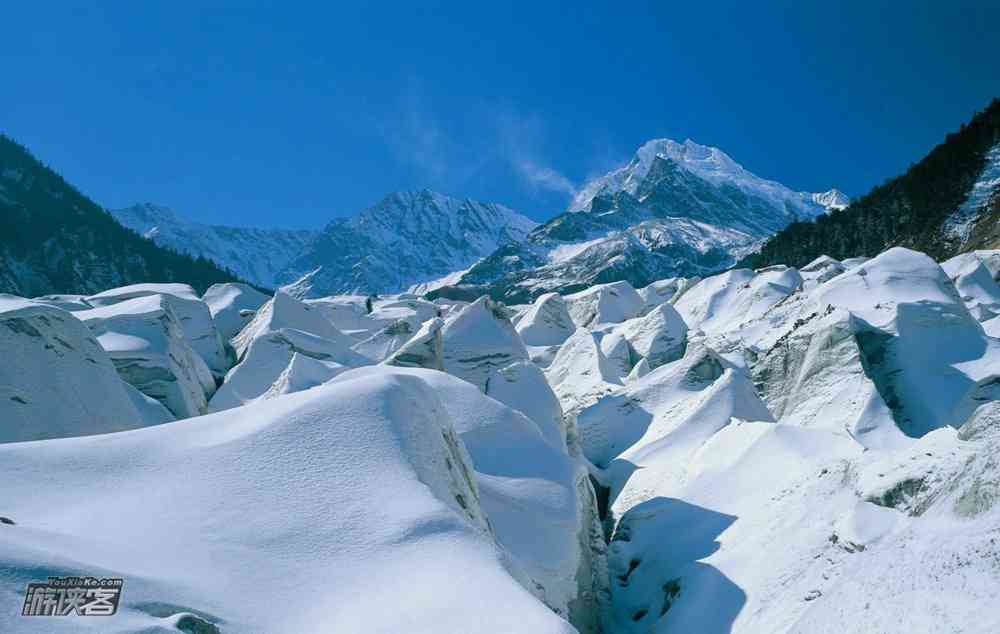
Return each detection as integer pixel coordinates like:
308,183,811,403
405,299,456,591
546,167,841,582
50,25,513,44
376,80,487,186
512,158,577,196
492,108,578,197
374,80,579,204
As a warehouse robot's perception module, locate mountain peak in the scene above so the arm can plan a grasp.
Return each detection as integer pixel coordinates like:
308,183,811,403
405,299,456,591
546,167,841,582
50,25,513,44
279,192,537,296
569,137,839,223
812,188,850,211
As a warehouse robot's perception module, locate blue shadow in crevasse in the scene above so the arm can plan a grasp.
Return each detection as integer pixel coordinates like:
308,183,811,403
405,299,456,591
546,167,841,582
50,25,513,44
611,496,746,633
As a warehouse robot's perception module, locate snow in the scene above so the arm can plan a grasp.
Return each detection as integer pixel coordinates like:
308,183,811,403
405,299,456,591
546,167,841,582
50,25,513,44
352,320,418,362
85,283,230,380
440,296,529,391
29,294,93,311
612,302,688,370
330,366,605,630
305,294,371,334
517,292,576,346
86,283,201,305
75,295,215,419
944,142,1000,243
564,281,644,327
485,360,567,452
545,328,623,418
751,307,905,450
202,282,270,343
811,188,850,211
0,296,152,442
811,247,964,328
675,266,802,335
121,380,175,426
569,138,838,221
209,291,368,411
940,251,1000,320
208,326,365,411
384,317,445,370
111,203,318,289
231,291,354,361
637,276,699,310
0,368,577,633
8,238,1000,633
278,190,538,296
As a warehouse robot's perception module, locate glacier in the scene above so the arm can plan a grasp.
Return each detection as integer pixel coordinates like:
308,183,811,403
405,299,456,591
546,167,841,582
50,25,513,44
3,242,1000,633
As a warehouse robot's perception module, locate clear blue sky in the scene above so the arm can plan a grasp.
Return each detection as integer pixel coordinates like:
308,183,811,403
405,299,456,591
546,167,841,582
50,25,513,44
2,2,998,228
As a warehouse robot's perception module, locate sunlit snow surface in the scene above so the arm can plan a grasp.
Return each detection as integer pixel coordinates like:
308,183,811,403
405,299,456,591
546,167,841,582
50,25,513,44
4,241,1000,632
945,142,1000,243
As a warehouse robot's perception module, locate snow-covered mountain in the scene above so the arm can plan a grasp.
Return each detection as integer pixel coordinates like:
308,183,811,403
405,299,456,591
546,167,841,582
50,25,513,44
568,138,844,220
812,187,850,210
276,189,537,297
111,203,318,289
442,139,842,303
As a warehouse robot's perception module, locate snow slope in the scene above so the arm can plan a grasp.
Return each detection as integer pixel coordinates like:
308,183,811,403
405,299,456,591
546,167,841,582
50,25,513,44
0,369,577,634
944,142,1000,243
0,295,153,442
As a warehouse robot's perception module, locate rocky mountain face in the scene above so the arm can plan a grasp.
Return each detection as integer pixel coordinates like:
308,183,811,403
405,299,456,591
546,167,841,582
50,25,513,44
111,203,318,290
275,189,537,297
436,139,843,304
0,136,242,297
750,98,1000,268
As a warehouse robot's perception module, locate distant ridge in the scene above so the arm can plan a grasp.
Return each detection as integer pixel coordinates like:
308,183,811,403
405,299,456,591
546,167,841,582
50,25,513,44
0,135,245,296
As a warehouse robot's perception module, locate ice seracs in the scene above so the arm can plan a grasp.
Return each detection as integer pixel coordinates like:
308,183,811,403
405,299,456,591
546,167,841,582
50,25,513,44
86,283,230,380
0,295,160,442
384,317,445,370
0,368,578,634
332,366,607,632
546,328,623,418
231,290,354,360
202,282,270,343
940,251,1000,321
674,265,802,336
75,294,215,419
8,234,1000,633
440,296,529,391
751,307,903,449
564,281,644,328
612,302,688,370
517,292,576,346
637,276,699,311
210,292,368,411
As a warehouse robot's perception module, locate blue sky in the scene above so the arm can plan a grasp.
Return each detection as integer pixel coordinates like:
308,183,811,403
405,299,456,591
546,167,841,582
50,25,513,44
2,2,998,228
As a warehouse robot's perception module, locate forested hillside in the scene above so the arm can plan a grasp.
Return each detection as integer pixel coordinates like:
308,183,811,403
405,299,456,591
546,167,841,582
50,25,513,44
0,135,244,296
749,98,1000,268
